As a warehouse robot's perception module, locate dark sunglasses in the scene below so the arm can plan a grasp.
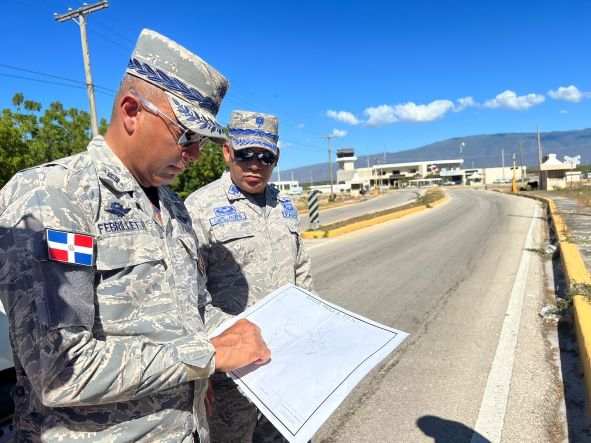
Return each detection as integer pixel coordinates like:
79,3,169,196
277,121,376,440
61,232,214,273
234,149,277,166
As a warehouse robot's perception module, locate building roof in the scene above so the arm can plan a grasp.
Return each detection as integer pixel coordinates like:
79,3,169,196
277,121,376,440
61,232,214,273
373,159,464,169
540,153,571,171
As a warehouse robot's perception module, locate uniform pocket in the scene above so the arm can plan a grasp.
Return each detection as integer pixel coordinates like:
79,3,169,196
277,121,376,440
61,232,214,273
211,221,255,244
94,233,169,325
95,232,164,270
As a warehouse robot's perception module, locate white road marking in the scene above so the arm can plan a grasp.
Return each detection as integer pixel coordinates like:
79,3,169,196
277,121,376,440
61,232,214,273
306,238,338,251
470,203,540,443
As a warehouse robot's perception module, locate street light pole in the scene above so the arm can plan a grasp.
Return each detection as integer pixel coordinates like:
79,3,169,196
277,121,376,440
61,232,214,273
323,135,335,197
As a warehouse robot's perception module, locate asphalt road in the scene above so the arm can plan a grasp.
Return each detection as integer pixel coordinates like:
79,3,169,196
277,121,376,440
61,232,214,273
305,189,567,442
299,189,422,228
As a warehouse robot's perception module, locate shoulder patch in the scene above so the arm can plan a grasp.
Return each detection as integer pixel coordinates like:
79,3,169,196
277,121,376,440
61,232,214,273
47,228,94,267
280,199,298,220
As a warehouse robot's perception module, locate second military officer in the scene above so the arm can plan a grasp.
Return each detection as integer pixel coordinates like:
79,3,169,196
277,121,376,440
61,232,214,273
185,111,314,442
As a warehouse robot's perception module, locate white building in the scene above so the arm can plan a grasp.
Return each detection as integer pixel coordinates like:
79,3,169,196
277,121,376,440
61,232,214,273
371,159,465,187
482,166,527,185
540,153,571,190
269,180,300,193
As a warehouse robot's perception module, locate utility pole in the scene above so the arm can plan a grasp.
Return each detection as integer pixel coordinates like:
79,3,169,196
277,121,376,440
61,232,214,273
537,125,543,189
511,153,518,193
309,170,313,187
323,135,335,197
519,139,525,187
501,148,505,181
54,0,108,137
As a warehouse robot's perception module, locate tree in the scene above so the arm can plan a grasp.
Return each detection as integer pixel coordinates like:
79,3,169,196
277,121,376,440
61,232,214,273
172,141,227,198
0,93,107,189
1,92,222,194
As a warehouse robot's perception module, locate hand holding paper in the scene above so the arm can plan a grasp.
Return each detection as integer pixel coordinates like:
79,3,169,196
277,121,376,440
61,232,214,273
211,319,271,372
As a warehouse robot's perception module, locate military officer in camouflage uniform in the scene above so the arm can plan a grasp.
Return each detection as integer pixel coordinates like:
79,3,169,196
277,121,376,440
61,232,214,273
185,111,314,442
0,30,270,442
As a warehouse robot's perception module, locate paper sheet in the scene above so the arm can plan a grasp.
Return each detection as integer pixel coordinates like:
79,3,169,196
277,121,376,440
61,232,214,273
210,284,408,443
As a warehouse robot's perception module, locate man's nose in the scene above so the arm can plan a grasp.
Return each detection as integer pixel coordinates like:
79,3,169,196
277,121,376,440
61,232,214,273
181,144,200,162
247,159,261,170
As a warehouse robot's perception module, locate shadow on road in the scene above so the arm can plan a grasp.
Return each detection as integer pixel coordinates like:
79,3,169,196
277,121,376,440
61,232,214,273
416,415,490,443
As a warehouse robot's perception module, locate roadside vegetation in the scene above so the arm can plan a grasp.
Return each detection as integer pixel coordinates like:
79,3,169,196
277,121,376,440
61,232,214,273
549,184,591,208
553,283,591,314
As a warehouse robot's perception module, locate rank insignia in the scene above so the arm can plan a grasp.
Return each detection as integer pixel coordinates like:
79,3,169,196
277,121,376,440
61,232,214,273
106,202,132,218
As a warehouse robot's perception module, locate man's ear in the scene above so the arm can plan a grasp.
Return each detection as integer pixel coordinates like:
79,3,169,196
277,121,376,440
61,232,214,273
222,143,232,163
121,95,140,135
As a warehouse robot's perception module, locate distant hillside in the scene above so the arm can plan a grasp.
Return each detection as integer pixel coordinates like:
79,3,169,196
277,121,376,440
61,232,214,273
281,128,591,184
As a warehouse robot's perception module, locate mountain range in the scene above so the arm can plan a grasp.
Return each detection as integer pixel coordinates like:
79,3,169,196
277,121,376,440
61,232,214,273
279,127,591,184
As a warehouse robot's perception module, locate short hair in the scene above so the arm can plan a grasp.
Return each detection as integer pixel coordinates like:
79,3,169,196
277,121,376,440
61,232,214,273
110,74,165,117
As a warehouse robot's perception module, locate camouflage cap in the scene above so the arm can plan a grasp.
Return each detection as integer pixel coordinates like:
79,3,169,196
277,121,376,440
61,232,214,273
126,29,229,143
229,111,279,154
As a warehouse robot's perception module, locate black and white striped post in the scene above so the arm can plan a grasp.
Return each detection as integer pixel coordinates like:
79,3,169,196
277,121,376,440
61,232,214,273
308,190,321,230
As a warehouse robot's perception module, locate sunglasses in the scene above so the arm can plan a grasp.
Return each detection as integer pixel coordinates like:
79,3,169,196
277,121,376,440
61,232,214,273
129,88,209,149
234,149,277,166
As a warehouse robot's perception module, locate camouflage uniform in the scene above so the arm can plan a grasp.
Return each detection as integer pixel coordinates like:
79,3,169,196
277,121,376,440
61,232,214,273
0,137,221,442
185,171,314,442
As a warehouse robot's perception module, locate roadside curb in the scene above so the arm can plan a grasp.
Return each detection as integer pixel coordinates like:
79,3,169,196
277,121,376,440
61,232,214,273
301,194,449,239
527,193,591,412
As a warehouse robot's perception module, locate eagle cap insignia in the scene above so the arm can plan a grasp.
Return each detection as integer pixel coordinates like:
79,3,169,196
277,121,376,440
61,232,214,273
105,202,132,218
255,116,264,127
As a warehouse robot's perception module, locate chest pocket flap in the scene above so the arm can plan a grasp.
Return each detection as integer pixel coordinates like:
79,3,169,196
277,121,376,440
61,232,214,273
95,233,164,270
211,221,255,244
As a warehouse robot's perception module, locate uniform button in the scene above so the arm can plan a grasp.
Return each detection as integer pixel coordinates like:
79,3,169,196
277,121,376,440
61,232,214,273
14,386,25,397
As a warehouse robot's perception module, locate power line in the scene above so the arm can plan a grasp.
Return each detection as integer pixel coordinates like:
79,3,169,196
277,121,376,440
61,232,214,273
0,72,114,97
279,137,325,153
92,18,136,45
86,27,132,53
0,64,116,93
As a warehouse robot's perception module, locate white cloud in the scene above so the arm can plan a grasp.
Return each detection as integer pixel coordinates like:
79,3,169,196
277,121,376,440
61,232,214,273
277,141,291,148
548,85,583,102
297,123,305,129
326,110,361,125
364,99,460,127
331,129,347,137
364,105,398,127
393,99,455,122
455,96,476,111
560,109,568,114
484,90,545,110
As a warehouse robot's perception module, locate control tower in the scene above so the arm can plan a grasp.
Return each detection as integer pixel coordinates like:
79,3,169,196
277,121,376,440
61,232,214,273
336,148,357,184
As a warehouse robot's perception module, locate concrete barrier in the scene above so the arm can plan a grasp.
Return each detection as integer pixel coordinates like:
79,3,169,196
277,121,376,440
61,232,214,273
301,194,449,239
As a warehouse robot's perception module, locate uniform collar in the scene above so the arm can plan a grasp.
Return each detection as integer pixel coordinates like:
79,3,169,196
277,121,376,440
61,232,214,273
88,136,144,194
221,171,279,203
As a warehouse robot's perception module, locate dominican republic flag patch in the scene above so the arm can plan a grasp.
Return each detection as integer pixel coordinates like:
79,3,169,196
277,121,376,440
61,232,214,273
46,228,94,267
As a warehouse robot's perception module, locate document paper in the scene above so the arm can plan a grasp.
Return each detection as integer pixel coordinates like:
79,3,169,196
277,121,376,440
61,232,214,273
210,284,409,443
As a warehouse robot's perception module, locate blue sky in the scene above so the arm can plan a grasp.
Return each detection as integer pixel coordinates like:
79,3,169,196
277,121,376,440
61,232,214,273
2,0,590,170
